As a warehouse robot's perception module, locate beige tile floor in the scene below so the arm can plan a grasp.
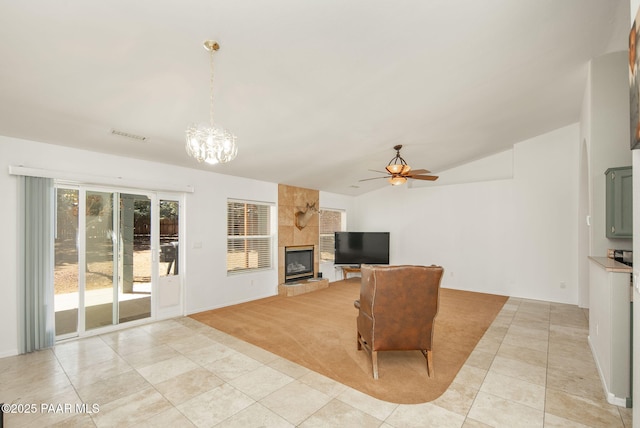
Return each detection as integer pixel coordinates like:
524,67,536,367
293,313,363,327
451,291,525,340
0,297,633,427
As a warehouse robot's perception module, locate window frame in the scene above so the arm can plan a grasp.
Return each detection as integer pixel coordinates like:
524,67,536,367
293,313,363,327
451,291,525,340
319,208,346,263
226,199,275,275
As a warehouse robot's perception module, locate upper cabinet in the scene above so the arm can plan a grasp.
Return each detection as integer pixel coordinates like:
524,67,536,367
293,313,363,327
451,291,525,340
605,166,633,239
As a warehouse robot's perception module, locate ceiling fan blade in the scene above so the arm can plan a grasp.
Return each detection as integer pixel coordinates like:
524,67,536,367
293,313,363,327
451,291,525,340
358,176,388,182
368,169,389,175
409,175,439,181
405,168,431,175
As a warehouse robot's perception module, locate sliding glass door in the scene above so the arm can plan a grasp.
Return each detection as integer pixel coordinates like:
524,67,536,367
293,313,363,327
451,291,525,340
55,186,158,337
54,188,80,336
157,198,181,312
117,193,152,325
84,190,116,330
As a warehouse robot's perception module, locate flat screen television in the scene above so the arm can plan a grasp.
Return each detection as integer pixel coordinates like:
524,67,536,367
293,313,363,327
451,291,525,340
334,232,390,265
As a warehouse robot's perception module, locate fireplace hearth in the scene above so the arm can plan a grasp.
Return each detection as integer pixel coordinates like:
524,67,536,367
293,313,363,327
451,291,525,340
285,245,314,282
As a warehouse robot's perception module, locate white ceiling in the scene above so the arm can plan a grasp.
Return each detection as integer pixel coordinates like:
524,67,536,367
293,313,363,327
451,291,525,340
0,1,630,195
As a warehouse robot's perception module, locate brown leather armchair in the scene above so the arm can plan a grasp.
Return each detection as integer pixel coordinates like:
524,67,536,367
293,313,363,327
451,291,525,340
354,264,444,379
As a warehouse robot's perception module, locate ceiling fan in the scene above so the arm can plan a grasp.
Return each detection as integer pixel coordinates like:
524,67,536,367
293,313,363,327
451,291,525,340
360,145,439,186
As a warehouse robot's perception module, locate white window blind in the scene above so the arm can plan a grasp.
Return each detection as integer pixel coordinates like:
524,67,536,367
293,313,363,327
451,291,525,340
227,200,273,273
319,209,345,262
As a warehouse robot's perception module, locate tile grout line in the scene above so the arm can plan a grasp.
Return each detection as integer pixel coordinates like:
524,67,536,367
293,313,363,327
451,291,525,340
49,345,97,427
462,297,520,425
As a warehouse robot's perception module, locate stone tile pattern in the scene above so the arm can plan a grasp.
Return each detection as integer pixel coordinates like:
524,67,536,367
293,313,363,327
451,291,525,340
277,184,320,285
278,278,329,297
0,298,632,427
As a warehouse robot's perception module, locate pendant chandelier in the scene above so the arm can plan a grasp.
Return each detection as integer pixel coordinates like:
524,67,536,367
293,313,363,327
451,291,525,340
185,40,238,165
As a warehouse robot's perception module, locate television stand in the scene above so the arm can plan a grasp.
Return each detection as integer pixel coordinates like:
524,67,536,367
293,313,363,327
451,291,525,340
342,266,361,280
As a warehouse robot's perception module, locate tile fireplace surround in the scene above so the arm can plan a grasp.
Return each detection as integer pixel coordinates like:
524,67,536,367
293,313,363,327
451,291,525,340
277,184,320,286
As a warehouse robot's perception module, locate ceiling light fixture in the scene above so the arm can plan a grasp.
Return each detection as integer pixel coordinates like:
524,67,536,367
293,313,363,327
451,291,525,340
386,144,411,185
359,144,438,186
185,40,237,165
389,175,408,186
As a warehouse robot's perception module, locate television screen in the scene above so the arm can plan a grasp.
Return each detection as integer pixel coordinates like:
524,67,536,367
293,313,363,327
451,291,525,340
334,232,390,265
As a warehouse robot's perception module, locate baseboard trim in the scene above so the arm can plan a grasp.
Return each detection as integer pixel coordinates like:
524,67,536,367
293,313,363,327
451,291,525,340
0,348,19,359
588,335,630,407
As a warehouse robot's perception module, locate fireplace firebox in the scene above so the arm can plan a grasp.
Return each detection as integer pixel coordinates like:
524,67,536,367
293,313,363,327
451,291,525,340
285,246,314,283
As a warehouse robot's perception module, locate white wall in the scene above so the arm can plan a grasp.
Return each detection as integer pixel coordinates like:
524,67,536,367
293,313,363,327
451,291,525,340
578,65,592,309
411,148,513,188
512,125,579,303
588,50,634,258
578,49,632,309
352,124,580,304
0,136,281,357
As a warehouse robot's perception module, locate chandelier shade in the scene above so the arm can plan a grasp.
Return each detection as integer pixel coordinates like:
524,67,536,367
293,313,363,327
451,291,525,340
185,123,237,165
185,40,238,165
388,175,407,186
386,147,410,175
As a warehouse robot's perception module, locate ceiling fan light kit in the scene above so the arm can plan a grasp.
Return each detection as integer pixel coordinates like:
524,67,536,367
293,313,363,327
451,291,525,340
185,40,238,165
386,145,411,175
389,176,407,186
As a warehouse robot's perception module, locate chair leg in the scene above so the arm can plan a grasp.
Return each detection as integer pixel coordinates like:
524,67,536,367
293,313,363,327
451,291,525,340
356,333,379,380
422,349,434,378
372,351,379,380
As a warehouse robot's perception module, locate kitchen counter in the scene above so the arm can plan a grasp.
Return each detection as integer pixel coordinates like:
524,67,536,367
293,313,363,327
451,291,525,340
588,256,632,273
588,256,632,407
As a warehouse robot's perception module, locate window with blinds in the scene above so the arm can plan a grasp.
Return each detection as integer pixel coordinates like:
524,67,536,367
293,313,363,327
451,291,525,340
319,209,345,262
227,200,273,273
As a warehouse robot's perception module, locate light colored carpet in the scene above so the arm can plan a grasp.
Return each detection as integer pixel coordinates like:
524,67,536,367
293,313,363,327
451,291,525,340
191,278,507,404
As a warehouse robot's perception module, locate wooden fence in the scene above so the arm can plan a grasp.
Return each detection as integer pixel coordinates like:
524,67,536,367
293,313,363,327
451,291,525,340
56,218,178,240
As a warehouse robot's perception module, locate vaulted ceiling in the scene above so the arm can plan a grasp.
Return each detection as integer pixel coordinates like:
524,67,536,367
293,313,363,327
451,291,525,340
0,1,630,195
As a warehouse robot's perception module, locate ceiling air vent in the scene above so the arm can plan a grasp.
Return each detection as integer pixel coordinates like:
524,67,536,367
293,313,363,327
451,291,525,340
110,129,148,142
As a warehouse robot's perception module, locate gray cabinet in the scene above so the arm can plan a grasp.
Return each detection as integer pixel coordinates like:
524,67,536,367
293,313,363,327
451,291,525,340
605,166,633,239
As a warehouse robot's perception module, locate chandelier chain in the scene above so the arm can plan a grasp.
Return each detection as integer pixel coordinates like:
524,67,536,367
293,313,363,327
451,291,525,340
209,47,215,127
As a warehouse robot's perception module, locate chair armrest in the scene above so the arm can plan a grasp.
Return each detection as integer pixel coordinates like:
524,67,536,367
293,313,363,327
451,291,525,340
354,300,361,309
